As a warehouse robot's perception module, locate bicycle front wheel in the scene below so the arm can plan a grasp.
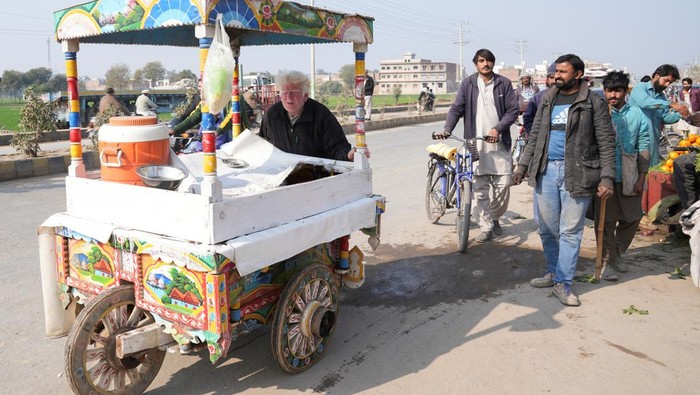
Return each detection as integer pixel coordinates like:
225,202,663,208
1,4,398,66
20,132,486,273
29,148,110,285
425,161,447,223
457,180,472,253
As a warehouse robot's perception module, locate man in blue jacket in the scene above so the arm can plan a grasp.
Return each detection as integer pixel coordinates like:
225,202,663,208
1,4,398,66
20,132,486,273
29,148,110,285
437,48,519,242
629,64,690,167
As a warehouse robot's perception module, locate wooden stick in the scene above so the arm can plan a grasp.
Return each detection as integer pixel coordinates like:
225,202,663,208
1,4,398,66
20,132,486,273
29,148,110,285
594,197,607,280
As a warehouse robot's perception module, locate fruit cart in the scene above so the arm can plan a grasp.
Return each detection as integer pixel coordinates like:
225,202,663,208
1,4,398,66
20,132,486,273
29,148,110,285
39,1,380,393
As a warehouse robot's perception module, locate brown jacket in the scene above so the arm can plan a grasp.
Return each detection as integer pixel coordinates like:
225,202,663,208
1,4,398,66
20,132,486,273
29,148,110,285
98,93,130,115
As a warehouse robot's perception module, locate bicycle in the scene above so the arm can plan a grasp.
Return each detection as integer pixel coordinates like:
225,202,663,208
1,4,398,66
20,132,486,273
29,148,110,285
425,133,481,252
510,120,527,170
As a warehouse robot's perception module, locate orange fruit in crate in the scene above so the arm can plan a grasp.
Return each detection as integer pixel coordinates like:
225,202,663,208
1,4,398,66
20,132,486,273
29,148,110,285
669,151,680,159
689,134,698,143
675,150,687,156
679,139,691,147
665,158,674,167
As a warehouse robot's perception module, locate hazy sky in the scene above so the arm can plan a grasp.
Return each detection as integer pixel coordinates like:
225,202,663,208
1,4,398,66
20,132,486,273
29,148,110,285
2,0,698,80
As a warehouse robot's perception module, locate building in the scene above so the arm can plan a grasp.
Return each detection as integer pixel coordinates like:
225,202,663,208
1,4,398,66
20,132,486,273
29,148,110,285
377,52,459,95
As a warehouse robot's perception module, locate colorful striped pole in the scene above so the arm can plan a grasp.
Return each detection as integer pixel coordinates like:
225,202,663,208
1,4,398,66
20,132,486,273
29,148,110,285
353,43,369,170
196,24,222,200
231,57,241,138
62,39,85,177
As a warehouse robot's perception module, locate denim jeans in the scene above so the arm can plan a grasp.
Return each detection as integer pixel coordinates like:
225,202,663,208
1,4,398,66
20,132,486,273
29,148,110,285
535,160,592,285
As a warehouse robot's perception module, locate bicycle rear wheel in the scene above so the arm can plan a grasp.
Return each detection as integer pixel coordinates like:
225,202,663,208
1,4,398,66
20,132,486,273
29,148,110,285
457,180,472,253
425,161,447,223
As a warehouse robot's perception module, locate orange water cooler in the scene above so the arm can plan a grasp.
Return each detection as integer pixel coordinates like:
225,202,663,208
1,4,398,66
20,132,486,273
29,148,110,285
99,116,170,185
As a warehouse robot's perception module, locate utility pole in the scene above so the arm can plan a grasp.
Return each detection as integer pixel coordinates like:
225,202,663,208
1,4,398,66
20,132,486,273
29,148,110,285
516,39,527,70
454,23,468,81
309,0,315,99
47,36,51,71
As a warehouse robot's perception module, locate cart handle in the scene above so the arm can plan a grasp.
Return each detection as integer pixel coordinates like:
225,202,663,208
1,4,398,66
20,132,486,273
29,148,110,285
100,148,123,168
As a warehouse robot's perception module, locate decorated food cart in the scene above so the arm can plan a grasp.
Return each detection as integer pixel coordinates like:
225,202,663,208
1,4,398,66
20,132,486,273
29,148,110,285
39,1,381,393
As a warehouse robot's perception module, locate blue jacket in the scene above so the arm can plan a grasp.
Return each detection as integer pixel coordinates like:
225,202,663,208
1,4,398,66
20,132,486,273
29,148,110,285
628,81,681,167
443,72,519,150
523,88,548,135
611,103,651,182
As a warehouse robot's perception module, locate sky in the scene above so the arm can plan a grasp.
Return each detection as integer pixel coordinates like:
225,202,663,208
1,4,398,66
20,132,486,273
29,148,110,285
1,0,699,81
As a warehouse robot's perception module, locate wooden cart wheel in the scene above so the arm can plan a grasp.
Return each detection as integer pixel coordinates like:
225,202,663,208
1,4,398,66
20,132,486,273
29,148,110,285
64,285,166,394
271,263,340,374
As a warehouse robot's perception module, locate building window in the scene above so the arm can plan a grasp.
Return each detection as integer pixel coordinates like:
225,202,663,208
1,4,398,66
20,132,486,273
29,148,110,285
438,83,443,88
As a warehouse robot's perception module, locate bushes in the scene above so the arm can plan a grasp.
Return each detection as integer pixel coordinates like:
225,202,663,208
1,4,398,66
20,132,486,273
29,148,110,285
10,87,56,157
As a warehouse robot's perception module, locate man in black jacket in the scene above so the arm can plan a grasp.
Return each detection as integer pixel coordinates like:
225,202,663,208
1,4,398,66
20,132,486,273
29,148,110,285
364,71,375,121
259,70,365,161
512,54,615,306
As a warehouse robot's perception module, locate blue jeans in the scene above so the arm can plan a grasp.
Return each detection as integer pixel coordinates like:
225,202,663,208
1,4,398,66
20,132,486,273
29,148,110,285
535,160,592,285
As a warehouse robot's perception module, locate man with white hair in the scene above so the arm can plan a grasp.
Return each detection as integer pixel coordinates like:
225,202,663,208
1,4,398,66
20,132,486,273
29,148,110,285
136,89,158,116
259,70,367,161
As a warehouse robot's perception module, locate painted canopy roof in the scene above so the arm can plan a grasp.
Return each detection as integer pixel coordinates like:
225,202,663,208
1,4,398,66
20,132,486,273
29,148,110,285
53,0,373,47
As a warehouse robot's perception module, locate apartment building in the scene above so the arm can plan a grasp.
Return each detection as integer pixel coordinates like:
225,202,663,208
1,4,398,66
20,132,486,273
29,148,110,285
377,52,459,95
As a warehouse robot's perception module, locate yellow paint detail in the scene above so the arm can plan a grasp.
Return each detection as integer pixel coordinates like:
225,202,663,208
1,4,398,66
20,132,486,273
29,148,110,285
70,144,82,158
70,100,80,112
65,60,77,78
355,61,365,76
203,154,217,173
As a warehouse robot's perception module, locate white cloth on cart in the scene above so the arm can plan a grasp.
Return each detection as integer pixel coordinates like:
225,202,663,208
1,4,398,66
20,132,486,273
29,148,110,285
176,130,352,196
681,200,700,287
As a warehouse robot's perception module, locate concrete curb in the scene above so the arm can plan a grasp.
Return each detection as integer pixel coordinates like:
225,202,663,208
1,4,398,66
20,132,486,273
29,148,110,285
0,129,89,146
0,151,100,182
0,112,446,182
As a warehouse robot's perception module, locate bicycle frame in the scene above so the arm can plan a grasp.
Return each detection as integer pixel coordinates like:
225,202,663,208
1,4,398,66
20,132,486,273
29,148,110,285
428,136,477,212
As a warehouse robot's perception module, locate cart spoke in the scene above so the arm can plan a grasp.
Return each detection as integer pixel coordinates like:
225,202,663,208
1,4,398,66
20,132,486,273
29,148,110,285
320,296,332,308
290,330,304,354
294,295,306,311
288,323,301,339
310,279,320,300
126,306,146,327
88,359,111,387
304,285,311,305
89,331,109,347
318,284,329,300
125,366,141,384
289,313,302,323
86,348,106,362
113,369,126,391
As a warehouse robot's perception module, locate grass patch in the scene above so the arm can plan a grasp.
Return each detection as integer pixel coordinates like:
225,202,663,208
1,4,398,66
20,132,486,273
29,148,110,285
319,94,454,109
0,101,23,132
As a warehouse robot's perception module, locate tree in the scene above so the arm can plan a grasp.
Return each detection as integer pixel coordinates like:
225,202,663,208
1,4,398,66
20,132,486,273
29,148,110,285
41,74,67,93
174,69,197,82
338,64,356,91
105,63,131,89
132,68,145,85
23,67,52,88
11,87,56,157
143,61,166,87
319,80,343,95
1,70,25,100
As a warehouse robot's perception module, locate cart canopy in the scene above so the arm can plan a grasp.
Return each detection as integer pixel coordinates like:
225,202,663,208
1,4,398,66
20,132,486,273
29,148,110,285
53,0,373,47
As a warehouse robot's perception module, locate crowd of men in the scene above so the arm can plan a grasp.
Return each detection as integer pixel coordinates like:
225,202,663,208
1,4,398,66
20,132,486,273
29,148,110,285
439,49,696,307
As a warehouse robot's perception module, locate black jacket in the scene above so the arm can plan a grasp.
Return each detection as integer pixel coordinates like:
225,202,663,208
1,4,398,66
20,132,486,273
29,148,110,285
518,82,615,196
259,98,351,161
364,76,375,96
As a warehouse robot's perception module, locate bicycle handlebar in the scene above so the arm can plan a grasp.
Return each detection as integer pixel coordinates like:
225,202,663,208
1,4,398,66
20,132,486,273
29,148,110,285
431,132,490,143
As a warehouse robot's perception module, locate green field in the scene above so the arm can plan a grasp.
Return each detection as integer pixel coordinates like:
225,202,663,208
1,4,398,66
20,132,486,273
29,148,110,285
0,100,23,132
0,93,455,132
319,94,454,110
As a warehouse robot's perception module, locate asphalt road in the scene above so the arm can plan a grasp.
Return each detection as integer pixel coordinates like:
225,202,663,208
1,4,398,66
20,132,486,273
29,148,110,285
1,121,698,394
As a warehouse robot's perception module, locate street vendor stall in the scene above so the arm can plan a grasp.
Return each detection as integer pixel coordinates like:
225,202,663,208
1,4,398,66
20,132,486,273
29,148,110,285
40,1,380,393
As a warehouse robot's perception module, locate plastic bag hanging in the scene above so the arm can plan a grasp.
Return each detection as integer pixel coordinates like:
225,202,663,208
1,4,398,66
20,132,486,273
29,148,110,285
202,14,235,114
